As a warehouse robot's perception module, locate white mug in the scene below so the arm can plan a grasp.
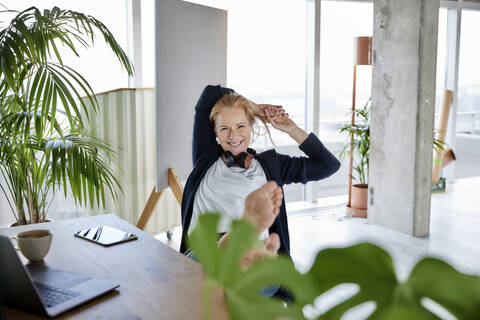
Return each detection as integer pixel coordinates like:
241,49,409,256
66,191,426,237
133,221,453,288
10,229,52,262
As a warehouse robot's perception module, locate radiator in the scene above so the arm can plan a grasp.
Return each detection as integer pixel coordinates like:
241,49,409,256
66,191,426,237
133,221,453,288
84,88,181,235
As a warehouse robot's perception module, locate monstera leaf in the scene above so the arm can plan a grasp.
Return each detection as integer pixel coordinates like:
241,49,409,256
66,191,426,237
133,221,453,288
189,212,303,319
189,213,480,319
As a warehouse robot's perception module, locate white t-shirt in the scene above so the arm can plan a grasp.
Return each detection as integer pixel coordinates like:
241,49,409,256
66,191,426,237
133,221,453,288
188,157,269,239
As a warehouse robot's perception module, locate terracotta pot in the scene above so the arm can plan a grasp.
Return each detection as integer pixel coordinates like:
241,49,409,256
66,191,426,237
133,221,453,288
347,184,368,218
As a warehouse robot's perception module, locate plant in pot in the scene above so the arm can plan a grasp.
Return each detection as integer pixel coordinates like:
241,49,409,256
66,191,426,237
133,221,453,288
338,98,450,217
0,6,133,225
339,98,370,217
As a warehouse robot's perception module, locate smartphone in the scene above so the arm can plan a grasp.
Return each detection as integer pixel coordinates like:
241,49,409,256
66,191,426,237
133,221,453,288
74,225,137,246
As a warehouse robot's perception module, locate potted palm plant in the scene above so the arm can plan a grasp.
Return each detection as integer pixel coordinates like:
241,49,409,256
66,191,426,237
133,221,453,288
338,98,450,217
339,99,370,217
0,6,133,225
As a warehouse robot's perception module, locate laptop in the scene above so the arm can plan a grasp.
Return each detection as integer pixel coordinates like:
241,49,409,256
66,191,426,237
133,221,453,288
0,235,119,317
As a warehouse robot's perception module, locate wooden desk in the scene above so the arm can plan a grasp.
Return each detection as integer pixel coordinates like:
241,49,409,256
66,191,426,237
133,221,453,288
0,214,229,319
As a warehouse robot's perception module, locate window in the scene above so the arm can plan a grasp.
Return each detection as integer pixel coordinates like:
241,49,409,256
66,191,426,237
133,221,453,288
1,0,129,93
435,8,448,121
316,1,373,198
141,0,155,88
457,10,480,135
319,1,373,144
184,0,307,150
455,9,480,178
225,0,307,150
436,5,480,180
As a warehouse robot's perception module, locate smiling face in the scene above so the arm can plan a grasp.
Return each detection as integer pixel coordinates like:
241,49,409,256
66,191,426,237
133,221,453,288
214,107,252,156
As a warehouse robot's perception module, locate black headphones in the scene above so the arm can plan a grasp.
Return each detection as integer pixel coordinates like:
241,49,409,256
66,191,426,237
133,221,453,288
221,148,256,169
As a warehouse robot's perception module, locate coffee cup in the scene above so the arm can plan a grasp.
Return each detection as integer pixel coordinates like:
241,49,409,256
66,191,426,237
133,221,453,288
10,230,52,262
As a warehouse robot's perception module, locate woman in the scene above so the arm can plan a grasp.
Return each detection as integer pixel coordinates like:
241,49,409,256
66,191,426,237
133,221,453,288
180,85,341,259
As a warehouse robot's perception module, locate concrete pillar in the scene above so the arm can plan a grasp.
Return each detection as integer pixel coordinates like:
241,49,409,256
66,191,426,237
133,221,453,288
368,0,439,236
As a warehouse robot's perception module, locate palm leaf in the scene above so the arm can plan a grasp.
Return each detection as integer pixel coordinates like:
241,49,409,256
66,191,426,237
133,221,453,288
43,134,120,208
0,6,131,223
338,99,371,184
0,6,133,128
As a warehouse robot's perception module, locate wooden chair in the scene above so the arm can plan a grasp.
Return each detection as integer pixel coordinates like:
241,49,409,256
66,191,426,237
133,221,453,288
136,168,183,238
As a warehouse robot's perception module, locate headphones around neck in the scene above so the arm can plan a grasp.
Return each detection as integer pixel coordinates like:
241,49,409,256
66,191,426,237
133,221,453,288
221,148,257,169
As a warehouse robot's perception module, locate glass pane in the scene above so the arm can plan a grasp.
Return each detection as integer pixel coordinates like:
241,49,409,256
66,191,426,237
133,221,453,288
458,10,480,134
317,1,373,198
226,0,307,150
456,9,480,178
1,0,129,93
141,0,155,88
186,0,306,151
434,9,448,123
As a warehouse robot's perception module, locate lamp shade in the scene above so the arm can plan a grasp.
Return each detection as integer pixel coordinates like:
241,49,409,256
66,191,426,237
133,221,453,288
354,36,372,65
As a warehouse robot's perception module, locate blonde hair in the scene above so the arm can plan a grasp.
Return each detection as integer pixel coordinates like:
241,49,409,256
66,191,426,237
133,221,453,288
210,92,274,146
210,92,256,127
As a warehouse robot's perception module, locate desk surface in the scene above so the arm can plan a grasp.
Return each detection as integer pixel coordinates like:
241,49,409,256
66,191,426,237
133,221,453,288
0,214,229,319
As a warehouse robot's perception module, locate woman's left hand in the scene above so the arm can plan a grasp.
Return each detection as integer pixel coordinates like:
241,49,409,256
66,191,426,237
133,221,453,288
264,105,308,144
264,105,297,133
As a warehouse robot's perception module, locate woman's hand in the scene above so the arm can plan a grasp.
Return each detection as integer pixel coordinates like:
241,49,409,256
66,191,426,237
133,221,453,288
264,105,296,133
249,101,284,124
264,105,309,145
248,100,267,119
255,103,287,125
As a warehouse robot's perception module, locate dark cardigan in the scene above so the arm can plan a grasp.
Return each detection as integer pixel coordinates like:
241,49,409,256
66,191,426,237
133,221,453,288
180,85,341,255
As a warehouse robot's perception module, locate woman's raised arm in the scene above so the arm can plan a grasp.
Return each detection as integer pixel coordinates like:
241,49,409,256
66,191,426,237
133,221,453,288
192,85,234,163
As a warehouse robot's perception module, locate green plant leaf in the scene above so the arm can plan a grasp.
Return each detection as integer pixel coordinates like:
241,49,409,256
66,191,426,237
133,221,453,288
227,256,308,320
189,213,305,319
338,99,370,185
218,219,259,287
188,212,221,279
302,243,398,319
407,257,480,318
190,213,480,320
0,5,132,222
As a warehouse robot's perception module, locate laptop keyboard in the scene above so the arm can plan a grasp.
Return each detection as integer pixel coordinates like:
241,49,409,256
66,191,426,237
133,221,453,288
35,282,81,308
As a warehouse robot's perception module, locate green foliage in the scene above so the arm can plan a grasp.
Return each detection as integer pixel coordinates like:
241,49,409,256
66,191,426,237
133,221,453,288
0,6,133,224
432,129,448,153
339,99,370,186
189,212,304,320
190,213,480,320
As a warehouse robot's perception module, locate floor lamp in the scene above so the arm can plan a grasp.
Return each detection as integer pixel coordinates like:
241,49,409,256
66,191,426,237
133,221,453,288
346,36,372,217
